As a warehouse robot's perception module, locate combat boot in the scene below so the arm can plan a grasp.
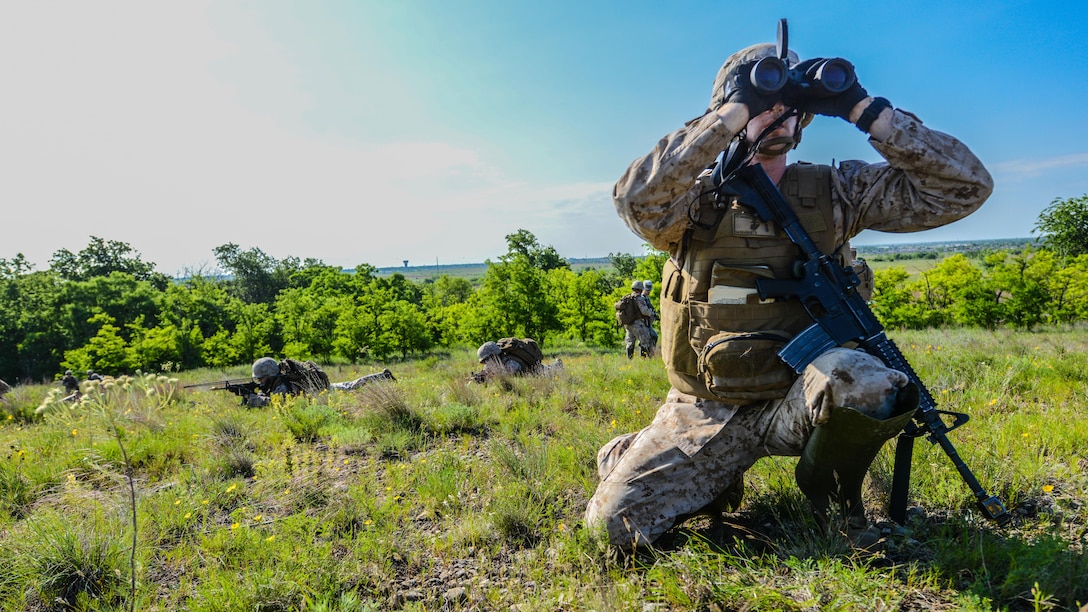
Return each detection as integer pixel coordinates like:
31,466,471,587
795,383,919,539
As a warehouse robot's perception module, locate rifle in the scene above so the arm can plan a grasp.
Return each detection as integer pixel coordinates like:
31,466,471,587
183,378,260,403
719,162,1010,526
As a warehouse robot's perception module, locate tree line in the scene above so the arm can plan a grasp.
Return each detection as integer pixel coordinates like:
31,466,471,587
0,231,664,384
2,193,1086,384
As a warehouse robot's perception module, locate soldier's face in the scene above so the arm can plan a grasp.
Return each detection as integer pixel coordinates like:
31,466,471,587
746,103,798,142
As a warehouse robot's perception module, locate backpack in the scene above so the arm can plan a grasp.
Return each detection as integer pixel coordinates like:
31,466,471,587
279,358,331,394
614,294,641,326
496,337,544,370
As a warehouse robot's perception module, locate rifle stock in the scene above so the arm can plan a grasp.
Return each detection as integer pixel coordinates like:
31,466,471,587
721,163,1010,526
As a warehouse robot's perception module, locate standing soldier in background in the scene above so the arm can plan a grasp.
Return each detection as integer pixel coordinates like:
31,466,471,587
639,280,659,357
587,28,992,550
615,281,655,359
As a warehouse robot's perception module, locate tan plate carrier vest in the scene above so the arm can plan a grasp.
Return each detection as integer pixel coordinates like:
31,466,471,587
659,162,874,404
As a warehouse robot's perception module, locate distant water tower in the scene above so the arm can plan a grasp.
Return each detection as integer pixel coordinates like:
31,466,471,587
403,260,409,268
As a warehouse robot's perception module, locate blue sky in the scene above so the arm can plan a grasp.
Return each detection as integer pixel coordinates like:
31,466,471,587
2,1,1086,275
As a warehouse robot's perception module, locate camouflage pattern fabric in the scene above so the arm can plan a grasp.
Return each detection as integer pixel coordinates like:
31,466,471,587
624,319,655,358
624,294,657,358
612,108,992,254
585,348,910,548
592,83,992,548
329,368,397,391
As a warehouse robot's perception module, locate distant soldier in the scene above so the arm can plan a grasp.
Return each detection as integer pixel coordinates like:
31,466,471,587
86,369,104,382
615,281,655,359
473,338,561,383
61,370,79,394
245,357,396,407
639,280,659,357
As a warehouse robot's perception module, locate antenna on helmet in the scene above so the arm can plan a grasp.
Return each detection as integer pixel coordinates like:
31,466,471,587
776,18,790,66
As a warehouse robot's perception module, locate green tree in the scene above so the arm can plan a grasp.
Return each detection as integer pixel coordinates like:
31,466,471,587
125,319,184,372
607,252,638,278
212,243,317,304
504,229,569,272
0,258,65,381
377,300,432,360
57,273,163,356
1034,194,1088,258
1046,254,1088,323
49,236,167,288
983,248,1054,328
550,268,616,345
62,313,129,374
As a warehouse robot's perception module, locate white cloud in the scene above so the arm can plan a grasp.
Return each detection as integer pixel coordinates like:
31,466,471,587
991,153,1088,181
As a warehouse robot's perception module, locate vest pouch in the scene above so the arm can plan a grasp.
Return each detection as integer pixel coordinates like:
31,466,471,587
659,263,699,378
697,330,795,402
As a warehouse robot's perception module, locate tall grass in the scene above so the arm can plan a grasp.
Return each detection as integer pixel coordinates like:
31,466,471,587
0,329,1085,610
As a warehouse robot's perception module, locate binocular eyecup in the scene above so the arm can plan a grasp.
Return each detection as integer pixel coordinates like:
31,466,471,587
749,57,855,99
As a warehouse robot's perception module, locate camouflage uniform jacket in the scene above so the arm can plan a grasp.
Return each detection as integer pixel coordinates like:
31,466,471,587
247,376,306,408
612,105,992,451
614,107,993,255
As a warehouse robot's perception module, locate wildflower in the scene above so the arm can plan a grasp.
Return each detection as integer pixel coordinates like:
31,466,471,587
71,429,78,436
264,535,275,542
253,514,263,521
202,499,210,505
1021,433,1029,438
226,483,237,493
184,512,192,519
1042,485,1054,493
989,399,998,406
609,419,617,430
174,500,182,505
558,523,567,532
364,519,373,526
230,522,240,530
6,415,12,420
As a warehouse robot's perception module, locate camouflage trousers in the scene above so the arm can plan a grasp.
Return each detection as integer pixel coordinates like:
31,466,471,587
584,347,909,549
624,319,655,358
329,369,396,391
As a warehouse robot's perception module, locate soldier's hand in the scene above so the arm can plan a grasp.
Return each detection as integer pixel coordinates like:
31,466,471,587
789,58,868,121
722,60,780,117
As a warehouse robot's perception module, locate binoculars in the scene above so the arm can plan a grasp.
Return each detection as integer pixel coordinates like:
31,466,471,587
748,55,856,98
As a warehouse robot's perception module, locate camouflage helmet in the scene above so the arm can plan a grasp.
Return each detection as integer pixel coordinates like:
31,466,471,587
252,357,279,378
477,341,502,363
643,280,653,292
708,43,813,129
631,280,644,291
65,370,73,376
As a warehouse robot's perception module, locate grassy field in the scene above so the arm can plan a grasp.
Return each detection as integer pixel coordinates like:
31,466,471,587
1,328,1086,610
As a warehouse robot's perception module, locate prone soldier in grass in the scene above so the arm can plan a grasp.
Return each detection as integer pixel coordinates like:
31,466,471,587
203,357,396,407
